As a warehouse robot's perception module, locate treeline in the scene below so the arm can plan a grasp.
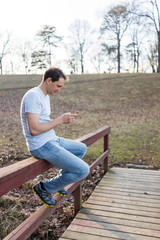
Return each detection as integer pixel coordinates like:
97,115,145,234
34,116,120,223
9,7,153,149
0,0,159,74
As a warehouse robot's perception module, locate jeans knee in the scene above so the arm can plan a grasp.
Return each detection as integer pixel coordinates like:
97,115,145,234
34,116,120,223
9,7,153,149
80,162,90,179
82,143,87,153
80,143,87,158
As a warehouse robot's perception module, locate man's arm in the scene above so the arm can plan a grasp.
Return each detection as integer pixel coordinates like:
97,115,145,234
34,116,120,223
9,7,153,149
26,112,77,136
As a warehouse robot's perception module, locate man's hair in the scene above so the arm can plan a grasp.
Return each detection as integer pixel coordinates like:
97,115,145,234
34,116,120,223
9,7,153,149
43,68,66,82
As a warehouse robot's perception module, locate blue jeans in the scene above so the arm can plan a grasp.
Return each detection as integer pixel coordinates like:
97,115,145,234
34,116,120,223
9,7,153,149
30,137,90,193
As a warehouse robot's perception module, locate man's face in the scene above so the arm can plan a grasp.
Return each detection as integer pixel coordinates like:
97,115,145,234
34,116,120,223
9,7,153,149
46,77,65,95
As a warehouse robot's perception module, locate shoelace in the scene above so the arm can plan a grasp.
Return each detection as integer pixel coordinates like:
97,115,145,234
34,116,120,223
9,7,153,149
48,193,52,200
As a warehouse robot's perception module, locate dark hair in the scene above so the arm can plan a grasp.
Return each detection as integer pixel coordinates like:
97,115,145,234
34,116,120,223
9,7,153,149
43,68,66,82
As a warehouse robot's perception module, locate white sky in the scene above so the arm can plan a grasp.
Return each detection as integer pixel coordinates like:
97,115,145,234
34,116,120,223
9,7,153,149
0,0,129,41
1,0,143,74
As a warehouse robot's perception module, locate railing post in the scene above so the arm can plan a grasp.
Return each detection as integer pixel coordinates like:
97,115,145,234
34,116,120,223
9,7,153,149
104,133,109,174
73,184,82,216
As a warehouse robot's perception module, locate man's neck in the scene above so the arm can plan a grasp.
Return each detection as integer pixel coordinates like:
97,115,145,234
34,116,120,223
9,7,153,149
38,82,47,95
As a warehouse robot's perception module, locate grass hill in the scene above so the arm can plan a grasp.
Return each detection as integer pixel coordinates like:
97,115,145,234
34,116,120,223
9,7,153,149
0,72,160,239
0,73,160,168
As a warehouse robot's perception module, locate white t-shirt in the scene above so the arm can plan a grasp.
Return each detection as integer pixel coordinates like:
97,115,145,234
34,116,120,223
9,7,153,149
20,87,57,151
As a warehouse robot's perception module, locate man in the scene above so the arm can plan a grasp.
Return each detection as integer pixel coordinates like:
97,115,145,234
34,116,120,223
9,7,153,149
20,67,89,207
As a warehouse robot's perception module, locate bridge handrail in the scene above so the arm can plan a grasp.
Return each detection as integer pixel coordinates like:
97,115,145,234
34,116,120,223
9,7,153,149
1,125,111,240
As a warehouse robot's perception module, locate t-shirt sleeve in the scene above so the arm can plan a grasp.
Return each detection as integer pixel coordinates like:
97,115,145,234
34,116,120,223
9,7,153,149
24,92,43,114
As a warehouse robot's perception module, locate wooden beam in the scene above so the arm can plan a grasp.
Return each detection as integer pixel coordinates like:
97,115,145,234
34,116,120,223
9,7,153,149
0,158,53,197
104,134,109,173
73,184,82,216
89,149,110,173
76,125,110,146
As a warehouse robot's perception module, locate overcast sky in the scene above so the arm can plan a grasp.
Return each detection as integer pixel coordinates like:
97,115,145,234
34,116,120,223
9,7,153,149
2,0,144,74
0,0,130,41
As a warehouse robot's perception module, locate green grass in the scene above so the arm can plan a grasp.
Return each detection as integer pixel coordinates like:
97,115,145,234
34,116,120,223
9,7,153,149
0,73,160,168
110,123,160,166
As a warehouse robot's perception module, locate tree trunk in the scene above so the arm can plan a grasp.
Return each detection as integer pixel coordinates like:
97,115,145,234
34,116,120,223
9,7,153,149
80,52,84,73
117,38,120,73
0,59,2,75
81,61,84,73
151,64,156,73
157,31,160,73
134,52,136,72
137,49,140,73
49,53,51,67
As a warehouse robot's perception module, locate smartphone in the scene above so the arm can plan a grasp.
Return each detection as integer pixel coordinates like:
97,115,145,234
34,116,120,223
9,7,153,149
75,111,80,114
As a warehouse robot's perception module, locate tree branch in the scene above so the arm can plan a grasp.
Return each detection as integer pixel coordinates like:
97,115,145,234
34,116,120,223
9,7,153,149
154,0,160,30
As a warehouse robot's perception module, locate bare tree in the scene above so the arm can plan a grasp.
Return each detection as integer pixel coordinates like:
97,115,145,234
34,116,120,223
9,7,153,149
134,0,160,72
66,51,79,74
126,16,146,72
21,41,32,74
147,42,158,72
100,4,133,73
101,43,117,72
36,25,62,66
90,50,104,74
67,19,93,74
0,33,10,75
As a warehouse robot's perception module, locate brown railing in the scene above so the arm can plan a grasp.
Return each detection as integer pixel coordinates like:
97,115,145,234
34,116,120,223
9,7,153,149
0,125,111,240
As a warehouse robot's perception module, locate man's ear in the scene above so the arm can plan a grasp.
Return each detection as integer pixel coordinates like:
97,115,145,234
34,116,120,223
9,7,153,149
46,77,52,84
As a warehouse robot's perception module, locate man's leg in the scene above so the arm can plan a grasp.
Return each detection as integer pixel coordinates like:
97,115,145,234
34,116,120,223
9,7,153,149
58,137,87,159
31,139,89,194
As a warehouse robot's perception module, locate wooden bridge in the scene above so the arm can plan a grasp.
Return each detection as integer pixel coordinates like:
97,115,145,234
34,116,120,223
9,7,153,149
1,125,160,240
60,167,160,240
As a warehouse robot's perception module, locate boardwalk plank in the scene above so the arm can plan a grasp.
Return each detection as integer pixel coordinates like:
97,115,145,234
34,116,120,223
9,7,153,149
83,203,160,218
101,176,160,185
93,188,160,200
99,184,160,192
86,199,160,212
92,191,160,204
71,218,160,238
76,212,160,230
60,168,160,240
80,207,160,224
67,225,158,240
87,195,160,209
96,185,160,196
60,231,118,240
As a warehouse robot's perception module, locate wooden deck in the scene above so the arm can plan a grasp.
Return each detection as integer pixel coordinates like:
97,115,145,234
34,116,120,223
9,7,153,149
60,167,160,240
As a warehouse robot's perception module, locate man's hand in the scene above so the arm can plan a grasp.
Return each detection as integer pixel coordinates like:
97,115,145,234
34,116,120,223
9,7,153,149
61,112,78,124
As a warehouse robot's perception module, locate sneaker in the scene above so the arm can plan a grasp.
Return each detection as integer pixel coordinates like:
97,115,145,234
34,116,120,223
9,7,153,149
32,182,57,207
57,189,68,196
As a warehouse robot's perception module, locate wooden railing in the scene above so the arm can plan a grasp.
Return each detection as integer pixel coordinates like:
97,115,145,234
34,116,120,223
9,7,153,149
0,125,111,240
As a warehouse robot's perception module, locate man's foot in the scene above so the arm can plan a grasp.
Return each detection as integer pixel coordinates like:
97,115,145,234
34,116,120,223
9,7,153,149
32,182,57,207
57,189,68,197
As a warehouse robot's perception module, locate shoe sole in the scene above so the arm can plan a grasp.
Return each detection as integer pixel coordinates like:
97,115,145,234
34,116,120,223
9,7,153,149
57,192,67,197
32,187,56,207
